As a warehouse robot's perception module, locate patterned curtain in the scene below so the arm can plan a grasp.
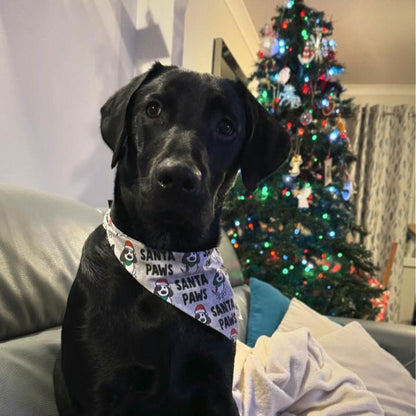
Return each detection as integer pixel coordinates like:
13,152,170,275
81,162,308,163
348,105,415,322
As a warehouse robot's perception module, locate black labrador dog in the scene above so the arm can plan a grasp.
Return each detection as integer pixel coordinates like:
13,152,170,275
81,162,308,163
54,62,289,415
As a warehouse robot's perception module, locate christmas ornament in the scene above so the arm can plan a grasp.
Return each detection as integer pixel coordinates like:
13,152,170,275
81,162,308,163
324,157,332,186
300,111,313,126
297,185,312,209
342,178,353,201
289,154,303,177
298,40,315,64
322,100,336,116
279,85,301,109
313,31,324,62
336,117,346,134
277,67,291,85
259,23,279,58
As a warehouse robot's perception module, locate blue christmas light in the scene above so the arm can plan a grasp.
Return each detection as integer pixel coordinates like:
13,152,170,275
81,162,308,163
234,219,240,227
283,255,288,260
328,231,336,238
283,174,293,185
302,259,307,265
329,129,340,142
231,238,237,244
328,66,344,77
304,75,310,82
294,229,300,235
322,98,330,107
286,0,294,8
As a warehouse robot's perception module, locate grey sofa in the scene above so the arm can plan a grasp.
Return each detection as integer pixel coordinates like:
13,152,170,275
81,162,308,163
0,184,414,415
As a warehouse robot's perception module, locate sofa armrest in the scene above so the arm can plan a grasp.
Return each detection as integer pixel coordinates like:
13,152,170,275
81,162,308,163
330,317,415,378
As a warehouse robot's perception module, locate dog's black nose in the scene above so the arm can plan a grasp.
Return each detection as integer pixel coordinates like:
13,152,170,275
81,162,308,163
155,159,201,193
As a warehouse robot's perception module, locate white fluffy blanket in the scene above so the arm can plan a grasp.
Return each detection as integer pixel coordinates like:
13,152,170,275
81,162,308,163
232,328,384,416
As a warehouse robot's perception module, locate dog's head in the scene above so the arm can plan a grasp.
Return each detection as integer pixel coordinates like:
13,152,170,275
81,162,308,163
101,62,290,251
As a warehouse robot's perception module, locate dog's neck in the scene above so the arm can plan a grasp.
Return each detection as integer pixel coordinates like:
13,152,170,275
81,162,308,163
111,182,221,252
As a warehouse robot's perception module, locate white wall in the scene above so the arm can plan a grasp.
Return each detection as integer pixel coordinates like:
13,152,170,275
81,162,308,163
0,0,177,206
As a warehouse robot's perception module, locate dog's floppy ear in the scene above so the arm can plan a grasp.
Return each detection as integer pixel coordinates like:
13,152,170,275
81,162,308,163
238,83,291,192
100,62,169,168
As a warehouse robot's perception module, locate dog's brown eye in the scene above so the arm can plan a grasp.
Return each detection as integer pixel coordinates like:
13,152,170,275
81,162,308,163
146,101,162,118
217,119,235,137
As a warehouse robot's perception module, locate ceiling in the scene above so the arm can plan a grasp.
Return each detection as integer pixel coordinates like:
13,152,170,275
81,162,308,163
242,0,415,85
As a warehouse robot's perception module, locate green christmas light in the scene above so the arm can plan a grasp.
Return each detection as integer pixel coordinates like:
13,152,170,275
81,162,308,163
322,213,329,220
312,134,317,141
318,235,323,240
264,242,270,248
282,268,289,275
289,265,295,270
337,252,343,258
246,259,251,264
261,186,269,201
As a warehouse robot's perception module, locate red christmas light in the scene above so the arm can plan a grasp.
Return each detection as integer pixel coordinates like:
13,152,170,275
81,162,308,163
300,10,306,17
302,83,309,94
282,20,288,30
287,121,292,129
322,119,328,127
304,249,309,254
322,27,328,34
258,51,264,58
298,128,305,136
248,223,254,230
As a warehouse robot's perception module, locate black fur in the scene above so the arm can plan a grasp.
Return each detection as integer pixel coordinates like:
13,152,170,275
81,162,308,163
54,63,289,415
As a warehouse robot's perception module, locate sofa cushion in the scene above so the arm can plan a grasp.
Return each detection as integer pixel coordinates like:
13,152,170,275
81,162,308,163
246,278,290,347
0,184,103,341
0,326,60,415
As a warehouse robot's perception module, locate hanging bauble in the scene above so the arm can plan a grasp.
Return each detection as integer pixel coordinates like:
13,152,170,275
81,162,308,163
342,178,353,201
259,23,279,58
277,67,291,85
297,185,312,209
320,38,329,59
279,85,301,109
312,31,323,62
336,117,346,134
330,263,342,274
298,40,315,64
322,100,336,116
299,111,313,126
289,154,303,177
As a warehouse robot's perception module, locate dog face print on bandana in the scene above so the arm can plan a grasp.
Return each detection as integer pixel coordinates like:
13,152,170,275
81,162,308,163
103,211,238,342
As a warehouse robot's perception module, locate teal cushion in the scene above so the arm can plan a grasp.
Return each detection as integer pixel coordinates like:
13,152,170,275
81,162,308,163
247,278,290,347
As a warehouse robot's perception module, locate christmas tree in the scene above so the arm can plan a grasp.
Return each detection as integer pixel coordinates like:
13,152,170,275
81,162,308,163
222,0,384,319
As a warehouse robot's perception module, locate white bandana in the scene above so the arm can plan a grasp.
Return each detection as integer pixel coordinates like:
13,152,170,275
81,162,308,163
103,211,238,343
